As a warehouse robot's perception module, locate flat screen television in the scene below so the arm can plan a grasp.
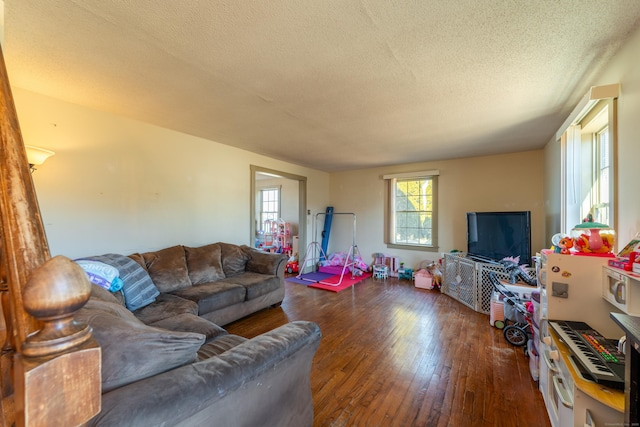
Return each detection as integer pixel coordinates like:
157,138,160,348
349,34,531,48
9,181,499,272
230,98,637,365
466,211,532,265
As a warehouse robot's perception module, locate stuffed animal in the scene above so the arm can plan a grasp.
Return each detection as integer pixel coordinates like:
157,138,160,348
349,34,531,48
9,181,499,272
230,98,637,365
499,256,537,286
557,236,574,254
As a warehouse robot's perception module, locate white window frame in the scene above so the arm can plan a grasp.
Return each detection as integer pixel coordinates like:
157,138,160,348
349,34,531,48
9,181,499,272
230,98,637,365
559,84,618,236
383,170,439,252
259,187,281,231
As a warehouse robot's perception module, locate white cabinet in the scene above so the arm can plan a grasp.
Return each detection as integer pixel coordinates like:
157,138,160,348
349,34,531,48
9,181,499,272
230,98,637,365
541,331,624,427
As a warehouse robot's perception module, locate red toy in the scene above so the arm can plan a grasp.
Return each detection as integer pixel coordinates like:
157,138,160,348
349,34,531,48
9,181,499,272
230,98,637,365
286,261,299,274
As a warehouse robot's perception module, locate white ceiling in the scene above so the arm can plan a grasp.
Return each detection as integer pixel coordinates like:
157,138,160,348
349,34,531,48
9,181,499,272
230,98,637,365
5,1,640,172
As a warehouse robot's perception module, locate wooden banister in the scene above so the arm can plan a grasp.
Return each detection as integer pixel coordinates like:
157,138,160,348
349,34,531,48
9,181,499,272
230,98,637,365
0,42,101,426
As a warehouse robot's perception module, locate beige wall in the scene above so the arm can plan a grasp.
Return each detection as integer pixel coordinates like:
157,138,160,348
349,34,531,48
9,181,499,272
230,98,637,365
14,88,329,259
543,25,640,248
329,150,544,268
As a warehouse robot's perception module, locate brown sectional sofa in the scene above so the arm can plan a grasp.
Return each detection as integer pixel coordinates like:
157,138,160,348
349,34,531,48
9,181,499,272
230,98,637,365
76,242,321,426
135,242,288,326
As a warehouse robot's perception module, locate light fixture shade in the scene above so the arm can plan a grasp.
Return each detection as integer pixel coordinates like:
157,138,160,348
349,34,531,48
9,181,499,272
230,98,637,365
25,146,55,166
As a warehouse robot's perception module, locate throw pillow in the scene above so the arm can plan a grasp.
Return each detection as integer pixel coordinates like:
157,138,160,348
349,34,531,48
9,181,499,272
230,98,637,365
80,254,160,311
77,298,205,393
142,245,192,293
75,259,123,292
184,244,225,285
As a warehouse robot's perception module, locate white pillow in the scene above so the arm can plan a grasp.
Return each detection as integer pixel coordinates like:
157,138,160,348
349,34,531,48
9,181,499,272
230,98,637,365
75,260,123,292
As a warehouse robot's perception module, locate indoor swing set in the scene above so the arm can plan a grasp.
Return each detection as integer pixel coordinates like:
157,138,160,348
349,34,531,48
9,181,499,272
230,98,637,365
297,208,363,287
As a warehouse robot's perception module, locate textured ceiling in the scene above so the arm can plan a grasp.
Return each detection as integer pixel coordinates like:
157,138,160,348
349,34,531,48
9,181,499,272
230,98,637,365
5,1,640,171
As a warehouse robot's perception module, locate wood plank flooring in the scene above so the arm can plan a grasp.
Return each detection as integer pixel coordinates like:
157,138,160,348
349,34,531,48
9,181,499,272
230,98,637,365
225,276,551,427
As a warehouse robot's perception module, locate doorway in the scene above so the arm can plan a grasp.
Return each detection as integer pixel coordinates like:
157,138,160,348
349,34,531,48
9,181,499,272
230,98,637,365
250,165,307,262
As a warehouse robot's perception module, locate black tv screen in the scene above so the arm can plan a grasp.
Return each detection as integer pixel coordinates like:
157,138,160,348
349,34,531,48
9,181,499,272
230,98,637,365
466,211,532,265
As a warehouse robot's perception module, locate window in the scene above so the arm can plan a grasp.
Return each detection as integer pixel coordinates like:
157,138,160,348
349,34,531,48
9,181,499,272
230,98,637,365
259,188,280,230
591,125,610,225
384,171,438,251
560,86,617,234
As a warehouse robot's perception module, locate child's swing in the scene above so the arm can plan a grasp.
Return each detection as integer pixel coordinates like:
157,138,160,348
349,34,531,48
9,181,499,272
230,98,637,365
297,211,361,287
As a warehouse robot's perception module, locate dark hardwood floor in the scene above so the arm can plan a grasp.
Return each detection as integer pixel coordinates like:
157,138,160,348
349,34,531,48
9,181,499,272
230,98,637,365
226,276,551,427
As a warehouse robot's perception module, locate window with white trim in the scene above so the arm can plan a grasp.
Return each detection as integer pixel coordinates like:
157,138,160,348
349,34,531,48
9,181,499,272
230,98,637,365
259,187,280,231
384,171,438,251
560,89,617,234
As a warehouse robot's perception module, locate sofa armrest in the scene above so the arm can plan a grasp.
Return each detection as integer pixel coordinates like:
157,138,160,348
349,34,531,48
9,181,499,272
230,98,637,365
91,321,322,427
242,246,288,276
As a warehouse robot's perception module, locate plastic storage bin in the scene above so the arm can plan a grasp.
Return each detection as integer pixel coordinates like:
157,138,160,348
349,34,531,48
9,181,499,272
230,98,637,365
490,291,504,327
414,269,433,289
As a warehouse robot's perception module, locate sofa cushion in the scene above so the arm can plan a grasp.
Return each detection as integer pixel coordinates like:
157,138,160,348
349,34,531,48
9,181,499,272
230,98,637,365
219,242,250,277
148,313,228,343
77,298,205,393
184,244,225,285
142,245,192,293
81,253,159,311
172,282,246,315
197,334,248,361
242,246,288,276
132,293,199,324
218,272,282,300
89,283,122,305
128,253,148,271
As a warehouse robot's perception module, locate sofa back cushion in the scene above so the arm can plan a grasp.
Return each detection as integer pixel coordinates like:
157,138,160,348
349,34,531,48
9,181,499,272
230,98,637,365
184,244,225,285
142,245,192,293
77,297,205,393
219,242,250,277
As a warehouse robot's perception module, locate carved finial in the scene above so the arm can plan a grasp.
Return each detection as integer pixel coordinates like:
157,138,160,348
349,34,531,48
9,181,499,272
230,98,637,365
21,256,93,357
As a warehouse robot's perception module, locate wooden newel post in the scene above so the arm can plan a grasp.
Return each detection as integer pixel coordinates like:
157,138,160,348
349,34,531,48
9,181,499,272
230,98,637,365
15,256,101,427
0,40,102,426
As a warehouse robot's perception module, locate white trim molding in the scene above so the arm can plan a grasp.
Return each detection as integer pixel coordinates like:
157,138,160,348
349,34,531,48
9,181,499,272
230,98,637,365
555,83,620,141
382,170,440,180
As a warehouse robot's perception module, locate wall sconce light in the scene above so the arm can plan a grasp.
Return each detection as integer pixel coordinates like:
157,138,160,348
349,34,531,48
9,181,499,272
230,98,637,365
25,146,55,172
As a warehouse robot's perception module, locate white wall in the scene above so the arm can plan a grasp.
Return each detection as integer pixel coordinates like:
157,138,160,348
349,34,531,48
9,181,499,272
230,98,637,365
544,25,640,248
329,150,545,269
14,87,329,258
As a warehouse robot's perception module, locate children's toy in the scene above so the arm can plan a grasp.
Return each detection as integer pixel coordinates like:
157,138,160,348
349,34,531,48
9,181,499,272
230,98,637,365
372,253,400,277
286,260,299,274
414,259,443,289
414,269,434,289
556,236,574,254
571,220,615,254
489,272,532,347
373,264,389,280
319,251,368,276
398,264,413,280
427,264,442,289
499,256,536,286
610,235,640,271
298,211,364,286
